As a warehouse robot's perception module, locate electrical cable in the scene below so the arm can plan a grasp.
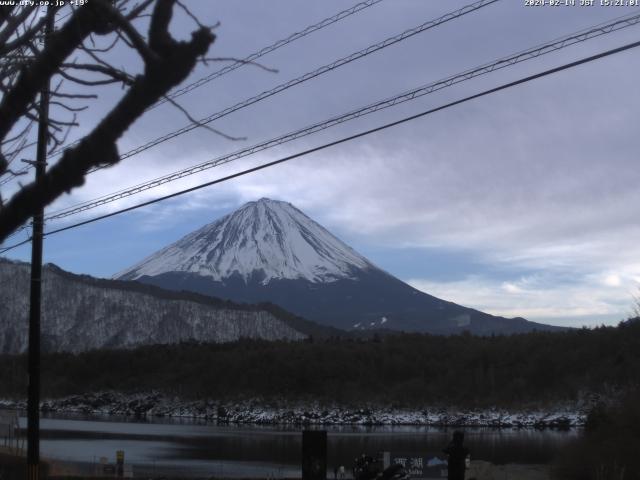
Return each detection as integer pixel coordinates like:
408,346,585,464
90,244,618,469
31,38,640,243
0,236,31,254
0,0,387,183
4,0,500,185
90,0,498,169
153,0,387,108
41,10,640,223
5,9,640,242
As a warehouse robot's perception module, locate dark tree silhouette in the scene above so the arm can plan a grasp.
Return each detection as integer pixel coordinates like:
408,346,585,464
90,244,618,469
0,0,216,243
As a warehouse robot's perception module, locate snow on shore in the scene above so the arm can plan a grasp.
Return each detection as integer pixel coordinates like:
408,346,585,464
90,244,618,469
0,391,591,428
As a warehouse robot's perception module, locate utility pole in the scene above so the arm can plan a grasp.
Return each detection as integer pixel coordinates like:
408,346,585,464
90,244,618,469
27,8,53,480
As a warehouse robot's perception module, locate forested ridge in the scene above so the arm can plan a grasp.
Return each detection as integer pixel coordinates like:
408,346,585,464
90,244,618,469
0,259,343,353
1,319,638,407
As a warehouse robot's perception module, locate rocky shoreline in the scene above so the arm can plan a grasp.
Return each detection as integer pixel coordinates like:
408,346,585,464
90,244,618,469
0,391,592,428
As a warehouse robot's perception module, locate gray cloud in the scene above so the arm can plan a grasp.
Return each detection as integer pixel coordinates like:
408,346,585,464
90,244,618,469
6,1,640,324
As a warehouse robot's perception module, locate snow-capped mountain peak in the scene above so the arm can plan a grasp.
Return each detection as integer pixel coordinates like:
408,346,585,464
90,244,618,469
116,198,374,284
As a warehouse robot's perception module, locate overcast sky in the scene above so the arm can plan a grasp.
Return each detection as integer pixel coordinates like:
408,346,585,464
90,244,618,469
3,0,640,327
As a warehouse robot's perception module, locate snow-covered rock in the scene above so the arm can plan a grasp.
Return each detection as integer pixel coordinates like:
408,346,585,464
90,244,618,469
0,392,589,427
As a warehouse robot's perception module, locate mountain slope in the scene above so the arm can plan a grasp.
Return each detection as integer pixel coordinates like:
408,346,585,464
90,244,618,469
117,198,372,284
0,258,308,353
117,198,561,335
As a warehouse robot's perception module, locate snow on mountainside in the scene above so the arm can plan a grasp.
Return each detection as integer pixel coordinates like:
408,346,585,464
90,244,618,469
117,198,373,284
117,198,564,335
0,258,306,354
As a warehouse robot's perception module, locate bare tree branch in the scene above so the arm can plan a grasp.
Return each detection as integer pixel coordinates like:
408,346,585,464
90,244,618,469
199,56,278,73
49,101,89,112
0,3,107,150
50,92,98,100
163,95,246,142
0,0,215,242
57,69,122,86
0,8,55,57
79,34,120,53
125,0,155,21
101,1,160,63
0,6,36,49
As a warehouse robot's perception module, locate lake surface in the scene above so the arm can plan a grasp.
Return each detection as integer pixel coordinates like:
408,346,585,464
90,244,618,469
15,414,578,477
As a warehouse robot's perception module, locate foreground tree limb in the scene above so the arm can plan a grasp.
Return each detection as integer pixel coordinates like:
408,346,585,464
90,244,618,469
0,0,215,242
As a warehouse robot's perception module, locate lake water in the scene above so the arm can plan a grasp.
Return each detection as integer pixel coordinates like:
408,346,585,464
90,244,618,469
15,414,578,477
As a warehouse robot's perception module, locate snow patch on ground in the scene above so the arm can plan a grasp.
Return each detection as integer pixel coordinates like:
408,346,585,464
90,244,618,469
0,392,597,428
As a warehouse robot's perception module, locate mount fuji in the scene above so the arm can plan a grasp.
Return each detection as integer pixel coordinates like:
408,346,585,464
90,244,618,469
117,198,559,335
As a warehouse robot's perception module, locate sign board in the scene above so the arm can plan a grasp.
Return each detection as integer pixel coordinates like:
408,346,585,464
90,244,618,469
388,453,448,479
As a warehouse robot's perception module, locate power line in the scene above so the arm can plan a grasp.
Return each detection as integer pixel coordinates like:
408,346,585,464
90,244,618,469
40,10,640,224
95,0,498,169
6,0,500,185
5,8,640,242
1,0,387,184
37,38,640,241
0,236,31,254
153,0,386,108
55,0,387,155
